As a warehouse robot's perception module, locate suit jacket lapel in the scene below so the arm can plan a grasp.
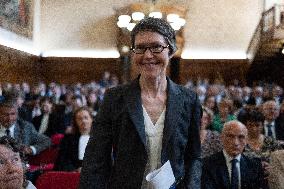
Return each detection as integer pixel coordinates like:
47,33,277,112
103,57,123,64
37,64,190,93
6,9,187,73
125,77,146,148
13,121,21,142
219,152,230,189
240,155,248,188
161,78,183,160
124,77,184,152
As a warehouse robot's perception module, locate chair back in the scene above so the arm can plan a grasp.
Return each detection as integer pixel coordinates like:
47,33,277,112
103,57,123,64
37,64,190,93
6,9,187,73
36,171,80,189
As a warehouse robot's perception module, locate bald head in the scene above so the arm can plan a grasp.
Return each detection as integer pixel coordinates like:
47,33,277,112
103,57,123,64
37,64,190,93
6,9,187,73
221,120,248,157
223,120,247,135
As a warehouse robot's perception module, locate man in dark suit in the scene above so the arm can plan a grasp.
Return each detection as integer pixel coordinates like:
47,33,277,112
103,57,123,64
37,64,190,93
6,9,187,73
79,17,202,189
262,100,284,140
0,100,51,156
32,97,65,137
202,120,266,189
247,86,263,106
272,85,283,106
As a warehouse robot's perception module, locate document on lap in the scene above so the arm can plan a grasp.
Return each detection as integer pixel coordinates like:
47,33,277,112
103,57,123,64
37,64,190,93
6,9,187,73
146,160,175,189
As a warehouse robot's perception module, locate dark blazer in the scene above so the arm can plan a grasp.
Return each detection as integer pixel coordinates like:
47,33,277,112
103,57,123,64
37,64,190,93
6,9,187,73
275,117,284,140
32,113,65,137
201,151,267,189
14,119,51,155
79,77,202,189
54,134,82,171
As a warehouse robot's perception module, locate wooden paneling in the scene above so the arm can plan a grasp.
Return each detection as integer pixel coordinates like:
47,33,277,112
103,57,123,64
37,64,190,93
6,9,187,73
179,59,250,85
40,57,122,84
0,46,252,86
0,45,40,84
0,45,122,84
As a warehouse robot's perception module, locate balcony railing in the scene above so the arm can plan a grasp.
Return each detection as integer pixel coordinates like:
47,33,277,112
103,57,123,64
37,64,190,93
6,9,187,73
247,4,284,62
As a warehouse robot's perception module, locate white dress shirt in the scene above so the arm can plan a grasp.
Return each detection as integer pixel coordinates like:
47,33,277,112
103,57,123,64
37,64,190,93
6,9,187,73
264,120,276,139
38,114,49,134
0,124,16,137
78,135,90,160
223,150,241,189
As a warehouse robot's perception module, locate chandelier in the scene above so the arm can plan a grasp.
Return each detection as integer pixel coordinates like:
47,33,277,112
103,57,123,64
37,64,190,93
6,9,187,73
116,2,187,31
115,2,187,57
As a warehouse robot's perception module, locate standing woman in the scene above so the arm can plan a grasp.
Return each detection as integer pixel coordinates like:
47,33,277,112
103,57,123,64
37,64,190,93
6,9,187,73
79,17,202,189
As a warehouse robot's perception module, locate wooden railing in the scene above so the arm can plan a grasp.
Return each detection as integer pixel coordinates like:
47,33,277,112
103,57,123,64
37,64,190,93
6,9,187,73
262,6,276,32
246,4,284,62
246,20,262,63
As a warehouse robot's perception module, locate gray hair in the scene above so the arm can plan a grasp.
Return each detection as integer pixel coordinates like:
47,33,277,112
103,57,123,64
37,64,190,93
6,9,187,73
131,17,177,55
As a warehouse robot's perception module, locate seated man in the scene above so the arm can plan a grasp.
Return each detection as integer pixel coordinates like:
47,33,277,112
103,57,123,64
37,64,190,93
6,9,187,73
0,100,51,156
262,100,284,140
32,97,65,137
201,120,267,189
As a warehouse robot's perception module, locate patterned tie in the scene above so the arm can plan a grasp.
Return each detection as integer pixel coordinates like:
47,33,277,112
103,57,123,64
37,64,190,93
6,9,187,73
231,159,239,189
267,124,273,138
5,129,10,137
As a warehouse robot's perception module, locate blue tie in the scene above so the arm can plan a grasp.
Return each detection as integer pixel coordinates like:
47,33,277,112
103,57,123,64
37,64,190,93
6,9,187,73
231,159,239,189
267,124,273,138
5,129,10,137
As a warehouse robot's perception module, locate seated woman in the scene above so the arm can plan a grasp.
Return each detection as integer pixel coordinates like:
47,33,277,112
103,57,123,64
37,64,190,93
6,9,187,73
200,107,222,158
203,95,218,115
0,136,36,189
211,99,236,133
241,107,283,184
54,107,93,172
242,108,283,161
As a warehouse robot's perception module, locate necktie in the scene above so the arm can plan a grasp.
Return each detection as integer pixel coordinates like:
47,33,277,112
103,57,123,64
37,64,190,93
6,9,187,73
231,159,239,189
267,124,273,138
5,129,10,137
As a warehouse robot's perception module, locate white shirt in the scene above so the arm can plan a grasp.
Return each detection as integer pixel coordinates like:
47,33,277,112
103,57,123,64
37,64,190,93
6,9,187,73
38,114,49,134
26,180,37,189
255,97,262,106
32,107,41,118
264,120,276,139
0,123,16,137
223,150,241,189
141,106,166,189
78,135,90,160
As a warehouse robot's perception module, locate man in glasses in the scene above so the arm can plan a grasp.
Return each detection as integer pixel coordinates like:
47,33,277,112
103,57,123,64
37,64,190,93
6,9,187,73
80,17,202,189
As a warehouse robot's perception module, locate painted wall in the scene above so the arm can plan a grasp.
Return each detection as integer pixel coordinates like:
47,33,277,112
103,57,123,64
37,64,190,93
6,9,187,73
38,0,263,59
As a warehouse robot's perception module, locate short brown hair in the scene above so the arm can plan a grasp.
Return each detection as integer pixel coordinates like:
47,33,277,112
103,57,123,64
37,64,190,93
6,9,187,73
131,17,177,55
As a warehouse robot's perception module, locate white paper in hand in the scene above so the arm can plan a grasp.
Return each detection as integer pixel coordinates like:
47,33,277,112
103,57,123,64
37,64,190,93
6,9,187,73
145,160,175,189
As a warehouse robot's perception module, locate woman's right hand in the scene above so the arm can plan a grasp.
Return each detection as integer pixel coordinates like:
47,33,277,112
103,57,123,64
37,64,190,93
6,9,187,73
261,161,271,179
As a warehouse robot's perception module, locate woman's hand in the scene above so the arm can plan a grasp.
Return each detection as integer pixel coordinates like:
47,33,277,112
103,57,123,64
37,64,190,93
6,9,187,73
261,161,271,179
76,167,82,172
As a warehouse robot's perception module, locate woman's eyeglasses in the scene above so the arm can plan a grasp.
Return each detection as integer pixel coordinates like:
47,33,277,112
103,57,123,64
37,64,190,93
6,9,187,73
131,45,169,54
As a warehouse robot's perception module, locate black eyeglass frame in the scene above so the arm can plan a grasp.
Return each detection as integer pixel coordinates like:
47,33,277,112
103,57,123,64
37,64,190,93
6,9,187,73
131,45,169,54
